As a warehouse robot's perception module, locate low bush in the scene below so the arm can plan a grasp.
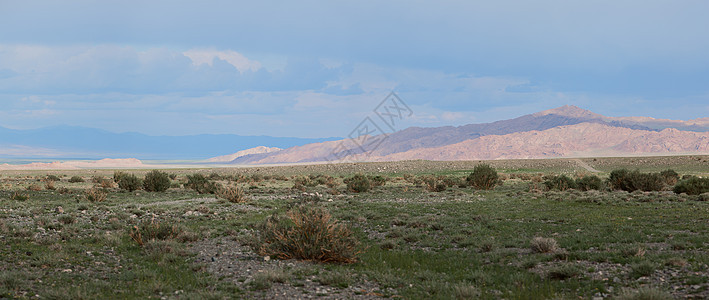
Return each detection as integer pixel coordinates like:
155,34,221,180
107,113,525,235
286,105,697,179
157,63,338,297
114,171,142,192
143,170,171,192
68,176,84,183
544,175,577,191
660,169,680,186
10,191,29,201
420,175,447,192
608,169,664,192
85,188,107,202
530,237,558,253
575,175,603,191
218,185,247,203
466,164,499,190
254,205,362,263
45,175,61,182
186,174,220,194
344,174,371,193
673,176,709,195
129,218,183,247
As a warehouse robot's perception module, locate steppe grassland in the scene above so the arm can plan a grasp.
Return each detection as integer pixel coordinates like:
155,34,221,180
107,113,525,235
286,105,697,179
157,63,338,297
0,155,708,299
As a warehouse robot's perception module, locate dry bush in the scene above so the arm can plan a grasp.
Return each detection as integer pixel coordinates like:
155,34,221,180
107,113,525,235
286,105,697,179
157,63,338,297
85,188,107,202
10,191,29,201
129,218,183,247
44,180,56,190
26,184,42,191
68,176,84,183
218,185,247,203
255,205,363,264
530,237,558,253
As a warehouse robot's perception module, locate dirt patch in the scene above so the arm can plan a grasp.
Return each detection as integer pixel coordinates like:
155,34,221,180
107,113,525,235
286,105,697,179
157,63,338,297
190,236,391,299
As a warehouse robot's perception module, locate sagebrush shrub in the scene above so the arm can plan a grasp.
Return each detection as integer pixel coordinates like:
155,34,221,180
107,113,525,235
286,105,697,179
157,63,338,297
660,169,680,186
45,175,61,182
186,174,220,194
575,175,603,191
68,176,84,183
420,175,446,192
608,169,664,192
115,171,142,192
344,174,371,193
544,175,577,191
466,164,499,190
85,188,107,202
143,170,171,192
129,218,183,247
530,237,558,253
673,176,709,195
255,205,362,263
218,185,247,203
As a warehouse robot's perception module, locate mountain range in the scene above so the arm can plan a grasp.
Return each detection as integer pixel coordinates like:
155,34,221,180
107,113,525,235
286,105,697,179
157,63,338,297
225,105,709,164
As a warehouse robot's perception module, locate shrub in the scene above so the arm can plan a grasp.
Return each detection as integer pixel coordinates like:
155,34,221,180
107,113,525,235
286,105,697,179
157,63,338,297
44,180,56,190
673,176,709,195
26,184,42,191
420,175,446,192
85,188,107,202
143,170,171,192
68,176,84,183
575,175,603,191
659,169,680,186
530,237,558,253
218,185,247,203
543,175,577,191
45,175,61,182
255,205,362,263
186,174,220,194
630,261,656,278
129,218,183,247
608,169,664,192
10,191,29,201
344,174,371,193
466,164,499,190
370,175,387,187
114,171,142,192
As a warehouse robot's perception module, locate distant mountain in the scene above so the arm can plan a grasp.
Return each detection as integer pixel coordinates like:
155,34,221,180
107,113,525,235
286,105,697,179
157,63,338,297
206,146,282,162
0,126,338,159
229,106,709,164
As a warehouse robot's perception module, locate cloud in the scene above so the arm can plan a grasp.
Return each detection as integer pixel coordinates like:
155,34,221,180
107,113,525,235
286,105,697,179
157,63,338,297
183,49,261,72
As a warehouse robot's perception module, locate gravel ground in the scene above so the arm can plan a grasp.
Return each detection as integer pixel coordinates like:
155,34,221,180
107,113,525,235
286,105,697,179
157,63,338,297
191,236,391,299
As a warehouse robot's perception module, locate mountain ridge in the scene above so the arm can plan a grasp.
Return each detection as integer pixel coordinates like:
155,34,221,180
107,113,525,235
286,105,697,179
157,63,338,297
228,106,709,164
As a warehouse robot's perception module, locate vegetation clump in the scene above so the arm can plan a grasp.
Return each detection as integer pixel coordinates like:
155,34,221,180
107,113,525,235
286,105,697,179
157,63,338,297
68,176,84,183
608,169,665,192
673,176,709,195
466,164,499,190
255,205,362,263
129,218,184,247
84,188,107,202
217,185,247,203
186,174,220,194
114,171,142,192
344,174,372,193
543,175,577,191
575,175,603,191
530,237,558,253
143,170,171,192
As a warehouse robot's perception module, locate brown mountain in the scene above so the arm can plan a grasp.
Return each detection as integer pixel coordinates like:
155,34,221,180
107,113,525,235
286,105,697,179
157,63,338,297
230,106,709,164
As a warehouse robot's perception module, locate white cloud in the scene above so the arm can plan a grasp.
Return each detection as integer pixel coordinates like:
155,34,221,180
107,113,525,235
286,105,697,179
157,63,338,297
183,49,261,73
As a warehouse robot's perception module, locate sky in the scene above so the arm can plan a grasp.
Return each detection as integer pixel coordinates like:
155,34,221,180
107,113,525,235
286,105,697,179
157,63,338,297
0,0,708,138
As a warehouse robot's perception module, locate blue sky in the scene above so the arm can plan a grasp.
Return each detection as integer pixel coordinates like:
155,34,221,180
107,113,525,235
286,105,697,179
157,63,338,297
1,0,707,138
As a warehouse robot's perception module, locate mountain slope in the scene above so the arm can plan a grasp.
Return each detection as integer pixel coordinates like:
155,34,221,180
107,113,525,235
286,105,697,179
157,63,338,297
230,106,708,164
376,123,709,161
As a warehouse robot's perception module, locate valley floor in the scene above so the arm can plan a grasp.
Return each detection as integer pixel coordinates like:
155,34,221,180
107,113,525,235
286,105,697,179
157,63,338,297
1,155,708,299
